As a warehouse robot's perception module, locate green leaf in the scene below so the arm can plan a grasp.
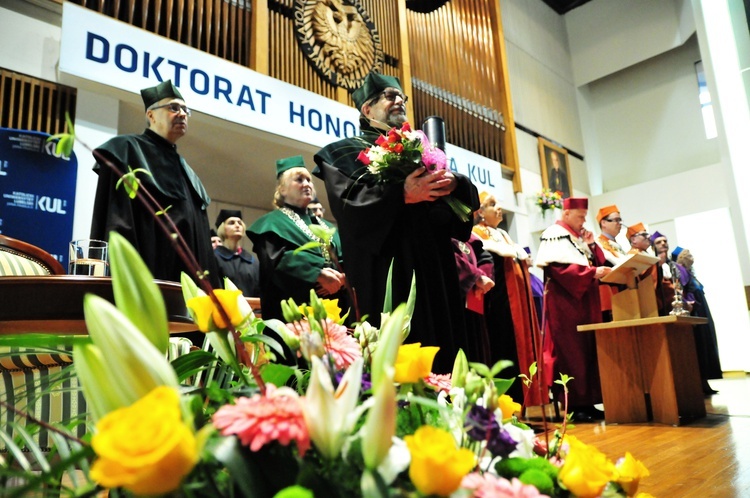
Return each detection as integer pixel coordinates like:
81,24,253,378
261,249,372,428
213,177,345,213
171,349,217,382
293,241,322,254
155,205,173,216
14,424,51,473
260,363,295,387
210,436,271,497
469,361,491,378
490,359,515,378
361,469,389,498
0,333,90,349
493,377,515,396
0,429,34,472
108,232,170,354
274,486,315,498
382,259,395,313
244,332,286,359
308,224,336,243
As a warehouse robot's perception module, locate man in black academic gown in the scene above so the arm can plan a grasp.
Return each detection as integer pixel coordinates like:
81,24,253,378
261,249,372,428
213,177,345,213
90,79,218,286
313,73,479,373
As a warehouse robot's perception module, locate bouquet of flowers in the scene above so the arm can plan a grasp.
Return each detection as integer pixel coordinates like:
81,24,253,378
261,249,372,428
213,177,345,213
536,188,563,214
356,122,473,222
0,234,652,498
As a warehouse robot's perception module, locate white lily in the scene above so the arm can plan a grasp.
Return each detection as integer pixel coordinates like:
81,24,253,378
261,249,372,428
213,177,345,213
74,343,130,421
302,356,363,460
108,232,169,354
370,304,408,388
361,365,397,470
76,294,179,420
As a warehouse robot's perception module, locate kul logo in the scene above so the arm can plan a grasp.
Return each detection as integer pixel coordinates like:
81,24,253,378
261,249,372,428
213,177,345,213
37,196,67,214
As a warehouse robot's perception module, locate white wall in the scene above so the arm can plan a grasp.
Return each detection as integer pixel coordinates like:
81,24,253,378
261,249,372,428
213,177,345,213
566,0,695,86
674,209,750,371
581,35,721,191
0,3,61,81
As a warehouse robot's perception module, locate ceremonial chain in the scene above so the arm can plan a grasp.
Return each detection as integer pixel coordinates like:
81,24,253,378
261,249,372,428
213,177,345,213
280,207,332,263
478,224,502,243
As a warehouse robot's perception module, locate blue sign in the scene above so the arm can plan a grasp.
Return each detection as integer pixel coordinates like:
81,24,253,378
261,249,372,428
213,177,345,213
0,128,77,267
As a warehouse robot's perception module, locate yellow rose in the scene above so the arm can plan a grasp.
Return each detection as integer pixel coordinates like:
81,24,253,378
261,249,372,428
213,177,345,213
498,394,522,420
187,289,244,332
394,343,439,384
299,299,342,322
616,452,650,496
91,386,197,495
405,426,475,496
558,437,615,498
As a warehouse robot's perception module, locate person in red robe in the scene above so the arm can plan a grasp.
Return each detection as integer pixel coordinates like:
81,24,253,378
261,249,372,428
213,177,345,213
473,192,546,407
535,197,611,422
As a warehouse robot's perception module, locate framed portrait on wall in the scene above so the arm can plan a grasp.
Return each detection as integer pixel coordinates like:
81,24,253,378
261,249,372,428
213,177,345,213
539,137,572,199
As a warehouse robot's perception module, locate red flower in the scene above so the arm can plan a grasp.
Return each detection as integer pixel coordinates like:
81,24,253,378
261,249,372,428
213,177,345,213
401,122,412,132
387,129,400,143
375,135,388,146
393,143,404,154
357,149,371,165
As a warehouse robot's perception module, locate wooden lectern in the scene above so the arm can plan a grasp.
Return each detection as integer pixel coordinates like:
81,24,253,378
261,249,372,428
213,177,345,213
578,252,706,425
602,252,660,321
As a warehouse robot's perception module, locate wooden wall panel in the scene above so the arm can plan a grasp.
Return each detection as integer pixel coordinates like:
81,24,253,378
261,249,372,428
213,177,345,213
0,69,77,135
73,0,253,66
406,0,519,190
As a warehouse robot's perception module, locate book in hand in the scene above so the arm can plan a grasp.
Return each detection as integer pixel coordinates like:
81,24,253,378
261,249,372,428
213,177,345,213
601,252,660,285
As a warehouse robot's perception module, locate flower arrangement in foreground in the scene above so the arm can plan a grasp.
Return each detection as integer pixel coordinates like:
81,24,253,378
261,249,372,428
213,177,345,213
355,121,472,222
0,124,651,497
0,233,652,498
536,188,564,214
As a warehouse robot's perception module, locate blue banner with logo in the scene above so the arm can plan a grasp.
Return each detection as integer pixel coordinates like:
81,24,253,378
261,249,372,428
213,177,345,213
0,128,77,267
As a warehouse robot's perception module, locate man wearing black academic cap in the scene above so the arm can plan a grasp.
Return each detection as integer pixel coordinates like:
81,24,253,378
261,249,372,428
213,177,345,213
213,209,260,297
90,79,218,286
313,72,479,373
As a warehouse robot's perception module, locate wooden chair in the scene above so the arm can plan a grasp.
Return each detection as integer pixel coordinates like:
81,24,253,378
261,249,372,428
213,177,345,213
0,235,84,455
0,234,65,276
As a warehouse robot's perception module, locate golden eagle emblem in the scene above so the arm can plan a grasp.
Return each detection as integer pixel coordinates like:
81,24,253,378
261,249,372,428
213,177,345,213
295,0,384,90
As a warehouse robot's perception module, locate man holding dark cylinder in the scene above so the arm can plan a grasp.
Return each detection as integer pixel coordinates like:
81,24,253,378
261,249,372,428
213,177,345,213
313,72,479,372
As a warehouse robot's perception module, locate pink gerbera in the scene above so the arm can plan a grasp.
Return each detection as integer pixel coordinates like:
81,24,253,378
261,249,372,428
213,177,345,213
287,318,362,370
213,384,310,456
424,373,453,394
321,318,362,370
461,473,549,498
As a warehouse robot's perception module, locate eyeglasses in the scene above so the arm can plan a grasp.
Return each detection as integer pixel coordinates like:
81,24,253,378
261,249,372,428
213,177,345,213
371,90,408,105
604,217,623,223
149,102,191,116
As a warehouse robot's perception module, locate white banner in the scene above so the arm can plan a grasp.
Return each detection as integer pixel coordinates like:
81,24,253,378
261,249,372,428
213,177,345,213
59,3,505,200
